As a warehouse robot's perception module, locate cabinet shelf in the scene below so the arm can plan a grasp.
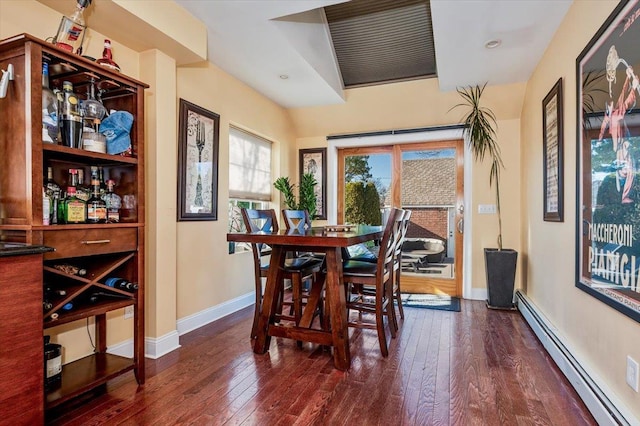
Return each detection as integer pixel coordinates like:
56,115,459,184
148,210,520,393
45,353,135,409
44,298,134,329
43,143,138,165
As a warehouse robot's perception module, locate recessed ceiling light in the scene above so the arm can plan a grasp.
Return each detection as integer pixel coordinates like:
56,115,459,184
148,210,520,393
485,39,501,49
279,74,289,80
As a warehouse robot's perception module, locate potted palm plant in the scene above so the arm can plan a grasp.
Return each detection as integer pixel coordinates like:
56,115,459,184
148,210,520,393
274,173,318,218
452,83,518,309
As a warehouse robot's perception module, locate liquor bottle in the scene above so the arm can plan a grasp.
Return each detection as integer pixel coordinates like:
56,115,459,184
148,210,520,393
43,188,51,226
53,0,92,54
105,277,139,292
86,176,107,223
98,166,106,195
60,81,83,149
62,186,86,224
42,60,58,143
45,167,61,198
46,169,62,225
76,168,91,202
103,179,121,223
53,263,87,276
96,39,121,72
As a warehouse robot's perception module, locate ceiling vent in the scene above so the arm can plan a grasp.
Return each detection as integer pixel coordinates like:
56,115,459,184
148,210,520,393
324,0,436,88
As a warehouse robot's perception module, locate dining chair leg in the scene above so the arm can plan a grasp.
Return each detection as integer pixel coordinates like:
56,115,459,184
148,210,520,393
251,277,263,339
376,298,389,357
394,270,404,320
387,277,399,336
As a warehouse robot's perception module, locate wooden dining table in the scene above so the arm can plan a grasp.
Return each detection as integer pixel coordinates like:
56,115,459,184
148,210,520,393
227,225,383,370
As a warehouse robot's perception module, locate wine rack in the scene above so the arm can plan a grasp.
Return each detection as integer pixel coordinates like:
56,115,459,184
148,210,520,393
0,34,147,414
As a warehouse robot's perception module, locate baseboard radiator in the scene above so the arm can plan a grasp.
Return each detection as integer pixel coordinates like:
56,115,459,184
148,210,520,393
516,291,635,426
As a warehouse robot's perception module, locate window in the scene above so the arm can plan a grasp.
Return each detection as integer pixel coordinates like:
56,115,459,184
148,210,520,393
228,127,272,253
229,127,272,201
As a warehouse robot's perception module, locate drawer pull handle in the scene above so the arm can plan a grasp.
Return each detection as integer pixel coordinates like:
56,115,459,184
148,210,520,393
81,239,111,245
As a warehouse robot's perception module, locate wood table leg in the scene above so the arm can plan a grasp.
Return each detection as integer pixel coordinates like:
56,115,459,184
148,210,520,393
324,247,351,370
253,246,285,354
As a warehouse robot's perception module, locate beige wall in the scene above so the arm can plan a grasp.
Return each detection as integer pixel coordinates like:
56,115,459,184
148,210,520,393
521,0,640,416
290,80,524,292
176,61,295,318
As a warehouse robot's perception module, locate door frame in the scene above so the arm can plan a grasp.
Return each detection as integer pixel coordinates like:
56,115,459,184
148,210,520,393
337,140,464,296
326,127,479,300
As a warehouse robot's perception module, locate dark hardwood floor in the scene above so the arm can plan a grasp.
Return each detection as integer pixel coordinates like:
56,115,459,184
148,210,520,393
47,299,596,425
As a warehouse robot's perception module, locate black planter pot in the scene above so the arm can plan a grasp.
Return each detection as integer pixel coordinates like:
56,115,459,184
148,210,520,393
484,248,518,309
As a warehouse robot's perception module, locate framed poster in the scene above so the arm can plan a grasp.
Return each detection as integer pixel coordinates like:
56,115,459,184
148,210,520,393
299,148,327,219
543,78,564,222
576,0,640,322
177,99,220,221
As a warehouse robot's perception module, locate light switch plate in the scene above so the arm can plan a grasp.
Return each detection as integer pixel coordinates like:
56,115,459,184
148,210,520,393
124,306,134,319
478,204,496,214
627,356,639,392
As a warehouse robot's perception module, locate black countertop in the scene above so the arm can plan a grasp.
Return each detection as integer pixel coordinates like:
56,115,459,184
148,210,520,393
0,242,54,257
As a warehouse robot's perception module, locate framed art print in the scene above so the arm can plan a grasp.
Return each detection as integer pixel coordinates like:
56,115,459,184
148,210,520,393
177,99,220,221
576,0,640,322
543,78,564,222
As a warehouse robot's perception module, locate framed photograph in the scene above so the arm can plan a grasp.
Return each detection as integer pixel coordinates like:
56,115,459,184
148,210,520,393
576,0,640,322
543,78,564,222
299,148,327,220
177,99,220,221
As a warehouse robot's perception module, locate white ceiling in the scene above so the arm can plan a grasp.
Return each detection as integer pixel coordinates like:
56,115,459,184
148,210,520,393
174,0,573,109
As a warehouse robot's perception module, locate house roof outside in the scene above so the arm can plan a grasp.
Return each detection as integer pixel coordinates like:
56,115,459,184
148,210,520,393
401,157,456,206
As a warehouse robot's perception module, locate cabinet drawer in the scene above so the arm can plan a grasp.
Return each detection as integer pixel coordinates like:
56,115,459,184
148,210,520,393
43,228,137,259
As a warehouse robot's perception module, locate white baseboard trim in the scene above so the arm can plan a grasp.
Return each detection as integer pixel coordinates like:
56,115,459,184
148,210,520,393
107,338,133,358
177,291,254,336
465,287,487,301
516,291,638,426
145,330,181,359
107,330,182,360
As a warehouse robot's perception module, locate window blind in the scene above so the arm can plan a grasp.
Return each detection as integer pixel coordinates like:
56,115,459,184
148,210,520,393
229,127,272,201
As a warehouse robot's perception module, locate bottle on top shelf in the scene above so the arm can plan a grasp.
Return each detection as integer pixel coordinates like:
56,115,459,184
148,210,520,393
104,277,138,292
60,81,83,149
53,0,92,55
42,59,58,144
96,39,121,72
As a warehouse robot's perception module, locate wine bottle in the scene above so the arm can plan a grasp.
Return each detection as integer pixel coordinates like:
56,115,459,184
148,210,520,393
43,300,53,311
105,277,139,292
61,302,73,311
45,286,67,297
53,263,87,276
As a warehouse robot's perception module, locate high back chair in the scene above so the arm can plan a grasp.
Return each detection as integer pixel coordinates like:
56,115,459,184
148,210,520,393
241,208,322,339
341,207,403,357
281,209,311,232
392,209,412,323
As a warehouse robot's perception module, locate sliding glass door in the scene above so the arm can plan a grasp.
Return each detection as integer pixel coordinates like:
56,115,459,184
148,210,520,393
338,139,464,296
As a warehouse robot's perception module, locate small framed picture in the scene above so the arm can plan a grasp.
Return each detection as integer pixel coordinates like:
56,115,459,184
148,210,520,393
299,148,327,220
